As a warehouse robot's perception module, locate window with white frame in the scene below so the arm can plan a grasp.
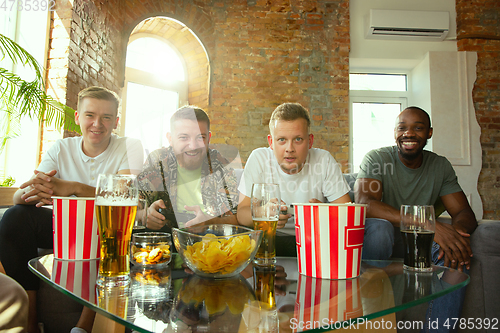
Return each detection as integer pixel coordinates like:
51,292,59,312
349,73,408,172
0,10,49,185
122,34,188,157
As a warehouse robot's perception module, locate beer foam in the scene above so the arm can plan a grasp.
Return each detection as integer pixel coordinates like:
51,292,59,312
95,198,138,206
253,217,279,222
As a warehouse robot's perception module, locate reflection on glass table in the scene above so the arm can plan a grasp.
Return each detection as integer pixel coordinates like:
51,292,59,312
29,255,469,333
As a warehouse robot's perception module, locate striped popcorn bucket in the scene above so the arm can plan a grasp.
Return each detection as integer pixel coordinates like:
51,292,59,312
294,203,367,280
293,273,363,332
52,259,99,303
52,197,100,260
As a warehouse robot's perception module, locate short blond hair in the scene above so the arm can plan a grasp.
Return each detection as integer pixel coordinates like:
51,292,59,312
77,86,120,114
269,102,311,133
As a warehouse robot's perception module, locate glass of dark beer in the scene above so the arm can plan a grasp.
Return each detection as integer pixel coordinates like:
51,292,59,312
400,205,436,272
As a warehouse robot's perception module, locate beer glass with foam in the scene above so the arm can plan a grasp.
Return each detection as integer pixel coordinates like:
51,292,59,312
132,199,147,232
400,205,436,272
251,183,280,265
95,174,139,286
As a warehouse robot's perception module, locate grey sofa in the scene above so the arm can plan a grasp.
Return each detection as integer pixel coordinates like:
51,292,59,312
343,173,500,331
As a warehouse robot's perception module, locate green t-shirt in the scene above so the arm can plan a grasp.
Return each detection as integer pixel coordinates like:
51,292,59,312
176,165,206,214
357,146,462,210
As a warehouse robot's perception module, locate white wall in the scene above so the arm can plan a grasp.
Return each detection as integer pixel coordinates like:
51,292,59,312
428,52,482,219
410,54,432,150
350,0,483,219
350,0,457,70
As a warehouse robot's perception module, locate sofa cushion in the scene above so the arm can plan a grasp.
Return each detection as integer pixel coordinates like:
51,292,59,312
468,222,500,319
343,173,357,202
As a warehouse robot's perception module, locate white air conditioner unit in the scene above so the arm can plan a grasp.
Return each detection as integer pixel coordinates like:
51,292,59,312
365,9,449,41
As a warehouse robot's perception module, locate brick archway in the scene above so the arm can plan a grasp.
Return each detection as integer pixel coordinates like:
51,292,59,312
46,0,351,168
129,17,210,108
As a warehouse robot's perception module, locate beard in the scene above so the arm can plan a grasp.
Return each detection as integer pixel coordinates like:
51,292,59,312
176,149,207,170
397,139,428,161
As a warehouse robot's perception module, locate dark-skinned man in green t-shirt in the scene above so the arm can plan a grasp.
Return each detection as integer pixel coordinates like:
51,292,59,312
355,106,477,272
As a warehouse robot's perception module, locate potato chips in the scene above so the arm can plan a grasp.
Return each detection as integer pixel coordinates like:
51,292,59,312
131,243,171,266
179,276,253,315
183,233,256,274
133,269,170,286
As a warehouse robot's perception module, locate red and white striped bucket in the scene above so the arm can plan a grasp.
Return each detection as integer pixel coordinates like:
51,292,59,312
293,273,362,332
52,259,99,303
52,197,100,260
294,203,367,279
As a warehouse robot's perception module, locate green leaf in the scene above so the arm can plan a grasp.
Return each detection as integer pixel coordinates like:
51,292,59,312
0,33,80,152
0,33,42,83
0,176,15,187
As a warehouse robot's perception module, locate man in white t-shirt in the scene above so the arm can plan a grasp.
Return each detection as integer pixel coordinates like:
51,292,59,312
237,103,351,243
0,86,143,333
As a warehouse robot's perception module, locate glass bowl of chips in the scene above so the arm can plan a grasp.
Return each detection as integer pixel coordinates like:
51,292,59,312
172,224,262,279
131,232,172,267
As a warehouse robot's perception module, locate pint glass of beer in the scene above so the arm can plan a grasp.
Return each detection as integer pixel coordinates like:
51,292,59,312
400,205,436,272
251,183,280,265
95,174,139,286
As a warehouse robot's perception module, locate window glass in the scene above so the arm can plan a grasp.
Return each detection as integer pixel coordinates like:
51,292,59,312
123,34,188,155
350,72,408,172
350,74,406,91
126,37,185,81
124,83,178,155
352,102,402,171
0,10,46,186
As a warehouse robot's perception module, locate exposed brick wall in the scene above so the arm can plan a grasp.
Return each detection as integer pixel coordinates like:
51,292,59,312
42,1,74,160
68,0,124,96
42,0,500,218
208,0,350,166
46,0,349,168
45,0,125,144
456,0,500,219
48,0,500,219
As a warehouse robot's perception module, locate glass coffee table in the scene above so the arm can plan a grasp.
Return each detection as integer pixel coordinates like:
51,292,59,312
29,254,468,333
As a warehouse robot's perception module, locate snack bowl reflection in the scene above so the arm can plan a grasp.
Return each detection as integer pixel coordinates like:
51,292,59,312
172,224,262,279
131,266,172,296
129,267,173,326
169,274,256,332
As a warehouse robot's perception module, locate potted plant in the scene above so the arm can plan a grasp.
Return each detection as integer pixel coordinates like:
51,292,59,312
0,176,16,207
0,33,80,197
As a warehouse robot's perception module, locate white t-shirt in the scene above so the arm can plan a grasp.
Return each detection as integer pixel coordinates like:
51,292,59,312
37,135,144,187
238,147,350,232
